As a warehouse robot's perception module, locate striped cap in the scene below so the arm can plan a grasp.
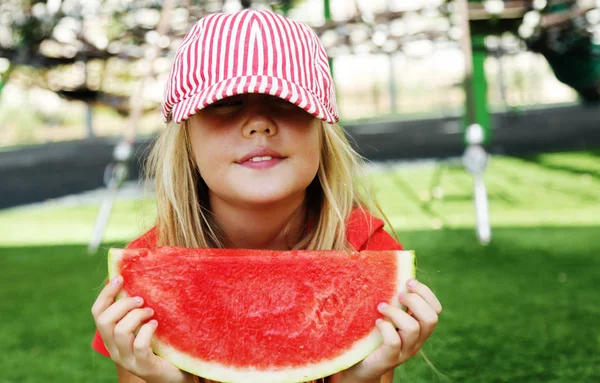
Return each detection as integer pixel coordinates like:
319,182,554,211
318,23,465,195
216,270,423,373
162,9,339,124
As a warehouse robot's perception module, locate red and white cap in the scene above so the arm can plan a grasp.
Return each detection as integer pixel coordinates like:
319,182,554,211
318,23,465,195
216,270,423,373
162,9,339,124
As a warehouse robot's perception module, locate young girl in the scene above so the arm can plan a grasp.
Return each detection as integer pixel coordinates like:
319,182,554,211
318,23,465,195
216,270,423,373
91,9,442,383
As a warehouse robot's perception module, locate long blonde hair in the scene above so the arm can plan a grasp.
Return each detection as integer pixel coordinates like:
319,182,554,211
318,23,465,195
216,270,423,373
145,120,382,250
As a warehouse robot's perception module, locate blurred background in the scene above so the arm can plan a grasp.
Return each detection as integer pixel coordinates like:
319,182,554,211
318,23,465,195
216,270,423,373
1,0,599,382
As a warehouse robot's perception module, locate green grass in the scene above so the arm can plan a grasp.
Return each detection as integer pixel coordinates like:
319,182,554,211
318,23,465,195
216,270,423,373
0,244,120,382
373,152,600,230
395,227,600,382
0,196,156,247
1,150,599,382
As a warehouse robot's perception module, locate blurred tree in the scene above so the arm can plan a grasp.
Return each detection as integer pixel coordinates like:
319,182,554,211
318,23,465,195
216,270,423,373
3,0,599,135
463,0,600,104
0,0,299,123
1,0,179,120
525,0,600,103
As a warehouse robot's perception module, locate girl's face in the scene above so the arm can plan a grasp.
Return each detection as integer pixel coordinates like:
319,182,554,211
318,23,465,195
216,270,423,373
188,94,321,208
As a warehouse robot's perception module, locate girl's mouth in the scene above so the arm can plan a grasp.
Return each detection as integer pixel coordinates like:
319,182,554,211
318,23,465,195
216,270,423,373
237,148,286,169
238,156,285,169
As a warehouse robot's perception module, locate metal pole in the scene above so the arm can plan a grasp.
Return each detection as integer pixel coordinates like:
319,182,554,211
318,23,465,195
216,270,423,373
388,53,397,114
324,0,336,100
281,1,291,16
86,104,94,138
456,0,491,142
84,60,95,139
88,0,177,254
456,0,476,126
471,34,491,143
385,0,397,114
324,0,334,75
456,0,492,245
495,45,508,108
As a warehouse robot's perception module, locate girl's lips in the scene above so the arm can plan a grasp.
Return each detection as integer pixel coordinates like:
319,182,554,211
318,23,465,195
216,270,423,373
237,147,286,169
238,157,285,169
237,148,284,164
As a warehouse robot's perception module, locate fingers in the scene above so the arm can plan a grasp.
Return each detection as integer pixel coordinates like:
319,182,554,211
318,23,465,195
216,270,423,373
91,275,123,320
354,282,442,375
398,292,438,347
94,291,145,357
113,307,155,356
90,277,182,381
378,303,420,353
375,318,401,353
407,279,442,315
133,320,158,359
98,296,145,331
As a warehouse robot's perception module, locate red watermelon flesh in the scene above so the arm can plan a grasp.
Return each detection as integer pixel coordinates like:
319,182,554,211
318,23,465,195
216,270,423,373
108,247,416,383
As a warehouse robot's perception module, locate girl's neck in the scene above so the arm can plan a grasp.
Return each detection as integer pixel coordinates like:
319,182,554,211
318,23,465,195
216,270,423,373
209,193,307,250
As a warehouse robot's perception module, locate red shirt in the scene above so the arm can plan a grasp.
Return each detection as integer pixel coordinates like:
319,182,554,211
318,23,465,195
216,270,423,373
91,208,402,357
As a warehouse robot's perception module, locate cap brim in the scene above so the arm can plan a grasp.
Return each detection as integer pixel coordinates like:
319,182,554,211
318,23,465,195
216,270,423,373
169,75,338,124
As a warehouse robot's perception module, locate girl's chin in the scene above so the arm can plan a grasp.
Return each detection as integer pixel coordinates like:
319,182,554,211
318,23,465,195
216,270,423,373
231,193,301,207
207,178,312,207
221,185,307,207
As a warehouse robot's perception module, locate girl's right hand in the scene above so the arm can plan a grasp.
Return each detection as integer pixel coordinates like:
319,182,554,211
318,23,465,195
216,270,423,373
91,275,195,383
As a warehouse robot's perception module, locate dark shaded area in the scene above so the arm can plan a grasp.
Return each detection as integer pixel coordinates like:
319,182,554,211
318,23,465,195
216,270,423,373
1,103,600,209
347,103,600,161
0,137,151,209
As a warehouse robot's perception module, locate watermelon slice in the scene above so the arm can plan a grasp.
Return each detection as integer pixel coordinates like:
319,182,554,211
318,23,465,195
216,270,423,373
108,247,416,383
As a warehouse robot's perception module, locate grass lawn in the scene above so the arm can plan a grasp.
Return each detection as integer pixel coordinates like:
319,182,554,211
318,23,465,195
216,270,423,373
1,151,599,382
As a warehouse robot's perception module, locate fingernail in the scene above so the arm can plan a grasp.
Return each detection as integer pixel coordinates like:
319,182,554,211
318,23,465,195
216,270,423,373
398,292,405,300
145,307,154,314
134,297,143,304
375,318,383,326
112,276,122,285
408,279,418,288
150,320,158,327
378,302,388,311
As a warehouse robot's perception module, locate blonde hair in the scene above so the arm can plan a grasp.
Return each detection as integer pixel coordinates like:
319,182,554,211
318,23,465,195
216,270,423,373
145,119,384,250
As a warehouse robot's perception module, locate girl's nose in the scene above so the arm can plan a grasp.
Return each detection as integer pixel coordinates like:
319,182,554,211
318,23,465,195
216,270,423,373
241,103,278,138
242,120,277,138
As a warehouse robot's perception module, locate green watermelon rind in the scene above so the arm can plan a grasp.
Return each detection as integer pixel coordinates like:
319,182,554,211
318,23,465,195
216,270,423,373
108,249,416,383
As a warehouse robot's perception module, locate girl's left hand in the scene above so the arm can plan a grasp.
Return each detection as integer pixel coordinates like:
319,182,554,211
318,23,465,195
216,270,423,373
338,279,442,383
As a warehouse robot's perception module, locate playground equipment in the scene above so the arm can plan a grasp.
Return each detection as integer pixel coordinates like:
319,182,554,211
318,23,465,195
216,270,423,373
458,0,492,244
463,124,491,244
88,0,176,253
